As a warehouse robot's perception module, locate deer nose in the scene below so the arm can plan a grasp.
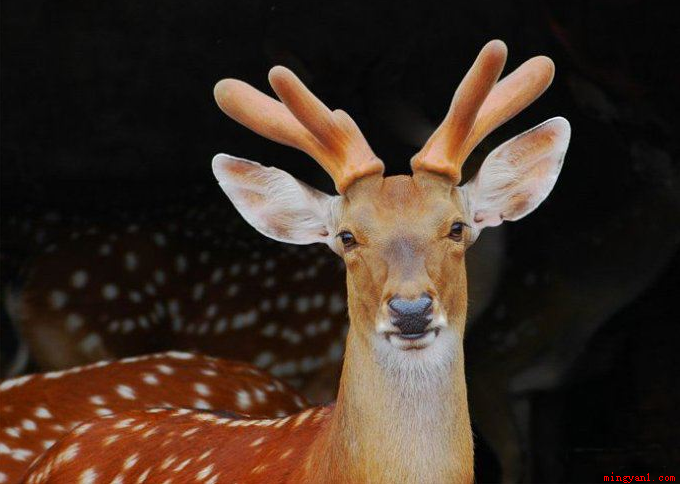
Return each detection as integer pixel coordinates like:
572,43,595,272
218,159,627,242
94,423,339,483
388,294,433,335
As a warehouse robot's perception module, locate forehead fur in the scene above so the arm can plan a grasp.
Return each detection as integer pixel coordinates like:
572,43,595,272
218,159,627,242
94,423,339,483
341,175,465,234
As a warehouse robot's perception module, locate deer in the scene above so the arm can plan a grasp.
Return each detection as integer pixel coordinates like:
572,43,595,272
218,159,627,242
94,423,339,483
21,39,570,483
6,219,350,398
0,351,308,484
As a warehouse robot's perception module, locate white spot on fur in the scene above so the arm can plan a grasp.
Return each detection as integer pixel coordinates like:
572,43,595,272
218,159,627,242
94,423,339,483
125,252,139,271
210,268,223,284
174,458,192,472
79,333,102,354
60,443,80,462
250,436,265,447
156,364,174,375
254,351,274,368
42,439,56,449
193,399,211,410
0,375,31,391
154,270,167,284
329,293,346,314
49,291,68,309
153,233,167,247
236,390,251,410
116,384,136,400
214,318,228,334
167,351,193,360
124,453,139,470
175,255,188,273
21,419,37,431
65,313,84,332
79,467,97,484
194,383,211,396
71,270,89,288
192,283,205,301
34,407,53,419
102,284,119,300
196,464,214,480
142,373,159,385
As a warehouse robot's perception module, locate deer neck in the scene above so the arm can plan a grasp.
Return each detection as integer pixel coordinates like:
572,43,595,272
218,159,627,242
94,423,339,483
300,310,474,483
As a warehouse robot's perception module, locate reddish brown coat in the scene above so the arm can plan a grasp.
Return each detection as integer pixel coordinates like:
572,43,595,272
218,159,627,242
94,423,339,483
0,352,308,483
23,406,332,483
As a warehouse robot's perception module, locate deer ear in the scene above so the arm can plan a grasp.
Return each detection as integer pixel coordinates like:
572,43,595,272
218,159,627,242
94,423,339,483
212,154,340,246
463,117,570,231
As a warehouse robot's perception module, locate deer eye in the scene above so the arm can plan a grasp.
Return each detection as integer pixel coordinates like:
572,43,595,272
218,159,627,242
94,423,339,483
337,231,356,248
448,222,465,241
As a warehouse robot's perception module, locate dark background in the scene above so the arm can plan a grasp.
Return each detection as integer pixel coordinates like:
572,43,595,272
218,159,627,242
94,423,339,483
2,0,679,482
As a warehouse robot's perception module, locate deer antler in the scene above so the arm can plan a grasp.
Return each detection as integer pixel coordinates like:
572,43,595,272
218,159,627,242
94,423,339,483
214,66,384,193
411,39,555,184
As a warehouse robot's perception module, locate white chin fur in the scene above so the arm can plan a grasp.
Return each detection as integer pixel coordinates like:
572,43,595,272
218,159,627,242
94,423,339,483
373,328,458,383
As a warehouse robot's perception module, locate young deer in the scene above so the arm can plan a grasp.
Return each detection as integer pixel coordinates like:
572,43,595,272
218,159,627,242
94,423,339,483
0,351,307,483
24,39,570,483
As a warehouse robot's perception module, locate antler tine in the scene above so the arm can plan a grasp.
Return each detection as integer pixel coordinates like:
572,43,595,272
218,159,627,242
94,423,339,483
214,67,383,194
456,55,555,165
412,40,555,186
268,66,338,147
411,39,507,184
214,78,316,156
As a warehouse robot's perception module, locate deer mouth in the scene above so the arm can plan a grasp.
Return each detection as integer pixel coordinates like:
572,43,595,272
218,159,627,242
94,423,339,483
386,327,441,350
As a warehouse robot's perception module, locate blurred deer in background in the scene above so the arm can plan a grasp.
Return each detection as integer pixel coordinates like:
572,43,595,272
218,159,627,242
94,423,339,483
0,351,308,483
24,40,570,483
7,224,348,395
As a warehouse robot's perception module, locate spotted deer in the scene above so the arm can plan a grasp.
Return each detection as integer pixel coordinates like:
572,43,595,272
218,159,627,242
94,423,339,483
8,221,350,398
23,40,570,483
0,351,308,483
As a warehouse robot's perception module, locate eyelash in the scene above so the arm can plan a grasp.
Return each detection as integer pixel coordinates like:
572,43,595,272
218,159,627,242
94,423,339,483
337,231,356,249
449,222,465,241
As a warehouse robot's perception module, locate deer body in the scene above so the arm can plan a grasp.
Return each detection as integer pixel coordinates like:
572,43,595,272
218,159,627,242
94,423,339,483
11,227,348,396
23,40,570,483
0,352,307,484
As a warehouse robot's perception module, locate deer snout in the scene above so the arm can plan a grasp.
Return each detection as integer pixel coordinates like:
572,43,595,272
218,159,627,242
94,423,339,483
388,293,433,336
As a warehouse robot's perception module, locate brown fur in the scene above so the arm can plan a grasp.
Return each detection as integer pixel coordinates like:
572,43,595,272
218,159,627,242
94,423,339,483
1,352,307,483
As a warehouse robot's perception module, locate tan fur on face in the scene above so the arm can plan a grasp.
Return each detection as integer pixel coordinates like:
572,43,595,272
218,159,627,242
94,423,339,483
337,174,470,338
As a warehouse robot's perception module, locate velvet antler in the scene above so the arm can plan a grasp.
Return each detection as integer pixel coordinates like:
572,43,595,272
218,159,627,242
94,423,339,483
411,40,555,185
214,66,384,194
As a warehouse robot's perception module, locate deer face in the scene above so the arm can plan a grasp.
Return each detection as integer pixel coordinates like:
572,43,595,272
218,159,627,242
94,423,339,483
212,40,570,358
337,175,468,351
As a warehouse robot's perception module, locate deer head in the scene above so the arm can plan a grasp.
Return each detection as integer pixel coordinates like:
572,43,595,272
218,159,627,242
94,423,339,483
212,40,570,367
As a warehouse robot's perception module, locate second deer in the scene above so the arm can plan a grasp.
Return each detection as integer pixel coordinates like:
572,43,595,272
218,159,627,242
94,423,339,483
0,351,307,483
25,39,570,483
